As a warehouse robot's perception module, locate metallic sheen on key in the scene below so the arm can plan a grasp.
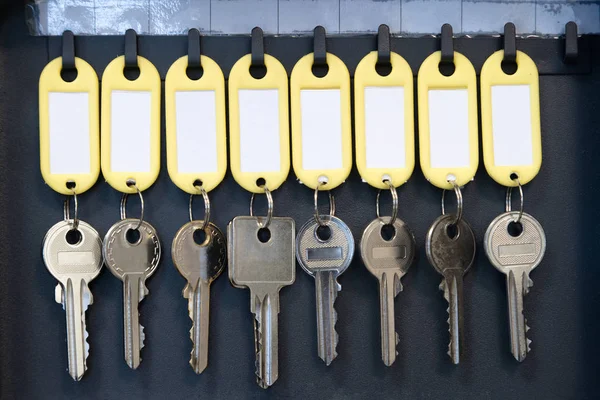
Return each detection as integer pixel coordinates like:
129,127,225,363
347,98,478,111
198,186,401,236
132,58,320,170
426,214,476,364
296,215,354,366
228,216,295,389
484,211,546,362
172,221,226,374
361,217,415,366
104,219,161,369
43,220,103,381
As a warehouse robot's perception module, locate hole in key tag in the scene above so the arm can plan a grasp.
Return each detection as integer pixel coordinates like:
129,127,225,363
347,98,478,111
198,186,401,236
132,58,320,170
228,53,290,193
291,50,352,190
39,56,99,195
166,52,226,194
355,51,414,189
417,51,478,189
101,54,161,193
480,50,541,187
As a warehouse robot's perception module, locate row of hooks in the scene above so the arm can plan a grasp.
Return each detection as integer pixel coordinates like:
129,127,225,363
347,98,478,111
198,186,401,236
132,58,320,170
60,21,581,77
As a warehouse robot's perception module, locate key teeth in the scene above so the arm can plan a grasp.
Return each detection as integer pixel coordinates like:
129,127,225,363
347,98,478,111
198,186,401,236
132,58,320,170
254,296,264,384
140,325,145,350
394,273,403,297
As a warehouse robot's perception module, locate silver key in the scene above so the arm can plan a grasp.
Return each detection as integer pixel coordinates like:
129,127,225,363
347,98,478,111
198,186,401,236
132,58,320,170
172,221,226,374
104,219,161,369
43,220,103,381
361,217,415,366
484,211,546,362
296,215,354,366
425,214,476,364
228,216,295,389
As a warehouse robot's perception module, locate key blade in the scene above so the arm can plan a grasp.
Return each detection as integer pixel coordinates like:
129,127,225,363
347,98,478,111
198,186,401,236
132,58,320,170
188,279,210,374
315,271,340,366
62,278,91,381
507,268,533,362
379,272,401,366
441,269,465,364
123,274,147,369
253,291,279,389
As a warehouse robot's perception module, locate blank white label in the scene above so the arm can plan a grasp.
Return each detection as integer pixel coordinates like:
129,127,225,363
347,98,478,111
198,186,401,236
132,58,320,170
239,89,281,173
175,91,217,173
301,89,342,171
428,89,470,168
110,91,152,173
48,92,91,174
365,86,405,169
491,85,533,167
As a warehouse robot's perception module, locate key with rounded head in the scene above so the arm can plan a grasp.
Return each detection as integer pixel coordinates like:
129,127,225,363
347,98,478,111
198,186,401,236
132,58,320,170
484,211,546,362
104,219,161,369
43,220,103,381
425,214,476,364
361,217,415,366
172,221,226,374
296,215,354,366
228,216,295,389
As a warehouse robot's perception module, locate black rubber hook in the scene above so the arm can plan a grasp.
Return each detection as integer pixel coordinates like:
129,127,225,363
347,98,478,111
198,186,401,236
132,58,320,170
564,21,578,63
188,28,201,69
503,22,517,64
60,30,77,82
124,29,140,80
250,27,267,79
376,24,392,76
440,23,454,65
312,25,328,77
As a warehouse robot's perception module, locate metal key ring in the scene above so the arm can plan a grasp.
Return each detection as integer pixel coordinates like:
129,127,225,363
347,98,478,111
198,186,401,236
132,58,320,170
441,180,463,226
189,184,210,230
506,175,524,223
314,181,336,226
250,185,273,229
376,179,398,226
120,180,144,230
63,188,79,230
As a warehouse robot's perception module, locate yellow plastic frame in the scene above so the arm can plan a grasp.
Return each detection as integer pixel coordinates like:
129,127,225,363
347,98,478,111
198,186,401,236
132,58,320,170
39,57,99,195
354,51,414,189
228,54,290,193
481,50,541,187
290,52,352,190
165,55,226,194
101,55,161,193
417,51,479,189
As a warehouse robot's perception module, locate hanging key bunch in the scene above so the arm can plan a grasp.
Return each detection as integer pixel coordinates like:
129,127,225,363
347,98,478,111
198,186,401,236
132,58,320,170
481,23,546,362
100,29,162,370
165,29,228,374
39,31,102,381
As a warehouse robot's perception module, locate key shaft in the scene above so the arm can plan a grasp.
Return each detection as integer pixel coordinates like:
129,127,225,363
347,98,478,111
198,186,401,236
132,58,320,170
506,267,533,362
441,269,465,364
315,270,340,366
188,280,211,373
123,273,147,369
379,272,401,366
251,289,280,389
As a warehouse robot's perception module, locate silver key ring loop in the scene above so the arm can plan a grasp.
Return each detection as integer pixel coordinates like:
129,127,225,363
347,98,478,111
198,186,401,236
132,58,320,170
441,180,463,226
189,184,210,230
314,181,336,227
505,175,524,223
250,185,273,229
120,180,144,230
376,179,398,226
63,188,79,230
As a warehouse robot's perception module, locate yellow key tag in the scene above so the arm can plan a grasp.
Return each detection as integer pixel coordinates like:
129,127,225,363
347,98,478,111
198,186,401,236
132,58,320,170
291,52,352,190
39,57,99,195
481,50,541,187
417,51,479,189
354,51,414,189
165,55,226,194
228,54,290,193
101,55,161,193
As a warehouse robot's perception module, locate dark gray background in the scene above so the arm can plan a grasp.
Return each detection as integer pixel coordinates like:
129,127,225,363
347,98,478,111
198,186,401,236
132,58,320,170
1,2,599,399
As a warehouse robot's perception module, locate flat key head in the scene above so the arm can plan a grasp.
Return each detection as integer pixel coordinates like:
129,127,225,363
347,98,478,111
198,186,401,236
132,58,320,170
360,217,416,278
172,221,226,286
426,214,476,276
43,220,103,284
484,211,546,274
103,219,161,280
296,215,354,277
228,216,295,289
